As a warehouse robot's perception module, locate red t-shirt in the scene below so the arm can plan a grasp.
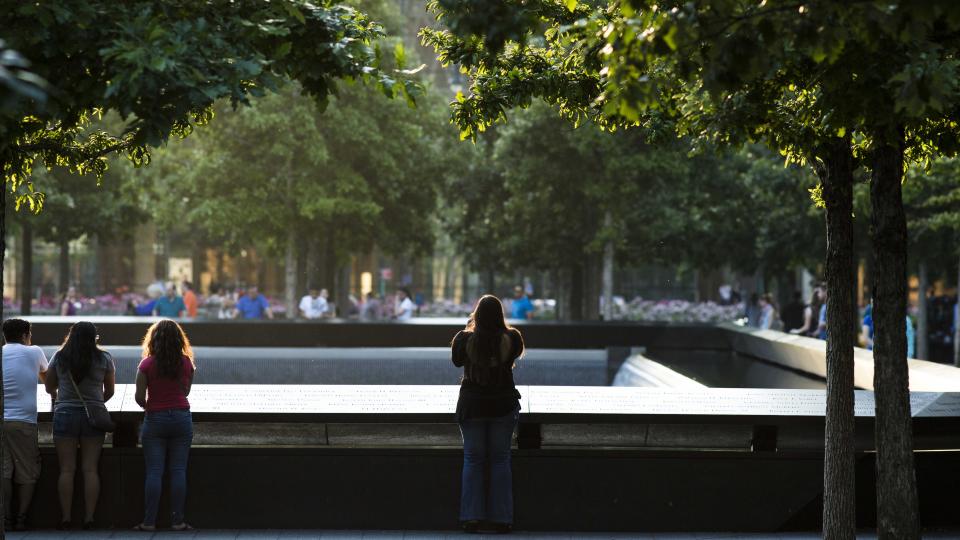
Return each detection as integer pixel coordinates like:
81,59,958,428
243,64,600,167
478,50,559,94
138,355,194,412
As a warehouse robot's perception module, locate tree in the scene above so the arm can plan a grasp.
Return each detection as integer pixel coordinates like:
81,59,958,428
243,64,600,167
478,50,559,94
445,101,692,319
423,1,960,537
10,166,147,308
0,1,421,527
141,81,454,317
905,158,960,365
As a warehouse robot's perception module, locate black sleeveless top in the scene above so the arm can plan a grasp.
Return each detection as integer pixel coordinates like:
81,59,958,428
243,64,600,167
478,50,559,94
451,329,522,421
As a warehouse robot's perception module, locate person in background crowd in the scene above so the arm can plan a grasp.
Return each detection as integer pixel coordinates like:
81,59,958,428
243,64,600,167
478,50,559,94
153,284,186,318
361,292,382,320
395,288,415,321
745,293,762,328
816,288,829,340
862,303,874,350
790,287,824,337
414,290,425,316
2,319,48,531
234,286,273,320
133,320,196,532
781,291,805,332
298,287,329,319
906,313,916,359
717,284,735,306
45,322,116,530
450,295,524,534
216,288,238,320
758,293,778,330
861,301,917,358
510,285,535,320
181,282,198,319
60,286,80,316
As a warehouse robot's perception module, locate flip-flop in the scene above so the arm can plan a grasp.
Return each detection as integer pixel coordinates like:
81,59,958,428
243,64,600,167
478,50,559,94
132,523,156,532
171,522,195,532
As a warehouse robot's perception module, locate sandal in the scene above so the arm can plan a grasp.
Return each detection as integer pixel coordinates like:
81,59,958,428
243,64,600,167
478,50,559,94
133,523,156,532
171,522,195,531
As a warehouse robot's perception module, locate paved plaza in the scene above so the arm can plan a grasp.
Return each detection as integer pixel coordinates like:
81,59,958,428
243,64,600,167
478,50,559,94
5,531,960,540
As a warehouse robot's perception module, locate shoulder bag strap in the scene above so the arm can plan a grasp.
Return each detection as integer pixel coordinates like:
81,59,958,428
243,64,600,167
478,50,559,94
67,371,93,418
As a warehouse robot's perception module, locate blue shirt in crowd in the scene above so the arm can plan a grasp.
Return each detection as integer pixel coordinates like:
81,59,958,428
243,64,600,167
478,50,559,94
511,295,534,319
817,303,828,340
863,306,915,358
237,294,270,319
154,295,186,317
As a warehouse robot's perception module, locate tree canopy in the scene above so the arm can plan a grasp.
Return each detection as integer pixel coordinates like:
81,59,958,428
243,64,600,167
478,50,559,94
0,0,422,205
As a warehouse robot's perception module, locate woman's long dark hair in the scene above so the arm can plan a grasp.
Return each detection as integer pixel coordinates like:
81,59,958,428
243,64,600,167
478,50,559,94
58,321,101,381
463,295,524,364
142,319,194,379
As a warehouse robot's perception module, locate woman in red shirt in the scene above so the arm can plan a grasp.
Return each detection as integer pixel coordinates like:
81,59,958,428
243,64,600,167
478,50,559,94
132,319,196,532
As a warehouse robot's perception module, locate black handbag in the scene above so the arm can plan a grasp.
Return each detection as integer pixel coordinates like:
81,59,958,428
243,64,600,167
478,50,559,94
68,373,116,432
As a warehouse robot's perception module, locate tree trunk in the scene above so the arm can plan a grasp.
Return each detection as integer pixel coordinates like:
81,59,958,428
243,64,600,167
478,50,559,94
870,138,919,540
336,263,351,318
215,250,225,287
1,171,8,537
916,261,929,360
570,263,584,321
20,222,32,315
602,212,615,321
485,268,495,296
323,228,336,292
305,236,319,290
284,228,297,319
818,138,857,540
58,236,70,296
555,268,570,321
955,250,960,367
584,255,601,320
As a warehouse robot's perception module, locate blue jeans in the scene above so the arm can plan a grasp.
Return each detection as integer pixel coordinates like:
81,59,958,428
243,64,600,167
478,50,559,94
458,406,519,524
141,409,193,526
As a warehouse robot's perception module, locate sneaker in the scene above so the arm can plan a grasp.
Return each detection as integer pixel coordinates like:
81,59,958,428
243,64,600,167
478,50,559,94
461,520,480,533
493,523,512,534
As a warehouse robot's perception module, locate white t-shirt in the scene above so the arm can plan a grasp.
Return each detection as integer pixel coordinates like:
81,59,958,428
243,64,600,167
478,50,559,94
3,343,49,423
299,295,328,319
396,297,415,321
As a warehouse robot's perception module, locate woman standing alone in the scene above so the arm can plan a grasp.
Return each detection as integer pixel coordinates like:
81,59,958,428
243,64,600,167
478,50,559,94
133,320,196,531
451,295,524,534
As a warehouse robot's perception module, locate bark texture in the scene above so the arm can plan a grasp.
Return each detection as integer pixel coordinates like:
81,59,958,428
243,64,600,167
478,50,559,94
955,253,960,367
916,261,928,360
58,237,69,295
818,139,857,540
602,211,614,321
1,173,7,536
870,140,919,540
19,222,32,315
284,228,297,319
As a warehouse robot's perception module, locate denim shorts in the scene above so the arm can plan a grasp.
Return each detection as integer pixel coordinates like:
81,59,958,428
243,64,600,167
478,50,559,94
53,406,106,439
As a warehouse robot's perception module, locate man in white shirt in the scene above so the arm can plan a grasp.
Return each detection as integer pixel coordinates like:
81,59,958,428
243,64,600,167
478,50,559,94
2,318,48,530
298,287,329,319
